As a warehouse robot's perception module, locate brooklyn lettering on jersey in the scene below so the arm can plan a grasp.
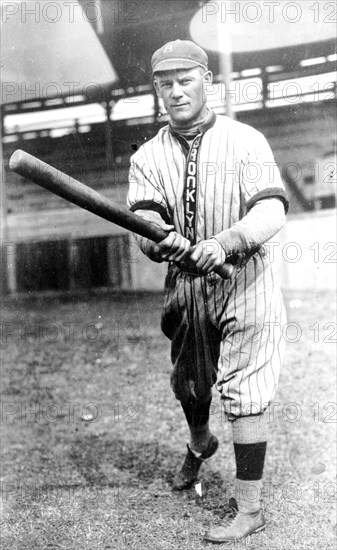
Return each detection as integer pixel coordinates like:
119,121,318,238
184,134,202,244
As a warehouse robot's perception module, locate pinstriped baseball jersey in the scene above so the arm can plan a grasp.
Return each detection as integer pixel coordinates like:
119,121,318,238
127,113,288,243
127,112,287,417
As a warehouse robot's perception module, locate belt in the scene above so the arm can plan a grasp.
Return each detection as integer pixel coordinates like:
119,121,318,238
175,261,206,277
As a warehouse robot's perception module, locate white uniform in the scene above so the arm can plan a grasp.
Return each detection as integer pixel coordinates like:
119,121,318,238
127,112,288,419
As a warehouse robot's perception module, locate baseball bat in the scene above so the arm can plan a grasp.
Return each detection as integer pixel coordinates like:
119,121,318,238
9,150,234,279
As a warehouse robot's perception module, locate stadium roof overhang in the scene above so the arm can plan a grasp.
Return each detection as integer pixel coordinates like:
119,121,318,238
78,0,336,90
0,0,118,106
1,0,335,107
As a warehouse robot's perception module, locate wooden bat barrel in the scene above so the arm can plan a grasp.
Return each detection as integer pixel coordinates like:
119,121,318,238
9,150,234,279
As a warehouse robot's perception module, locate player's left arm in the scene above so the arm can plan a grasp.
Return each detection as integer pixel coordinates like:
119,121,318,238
190,130,289,273
189,198,285,272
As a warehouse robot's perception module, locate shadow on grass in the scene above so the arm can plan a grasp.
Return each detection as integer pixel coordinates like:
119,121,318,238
68,434,223,499
66,433,228,518
69,433,177,486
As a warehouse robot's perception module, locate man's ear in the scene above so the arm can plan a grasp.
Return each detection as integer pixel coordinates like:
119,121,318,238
154,78,162,98
203,70,213,85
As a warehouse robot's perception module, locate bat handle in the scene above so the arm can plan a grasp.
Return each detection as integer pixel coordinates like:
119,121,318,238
151,230,235,280
213,262,235,279
187,244,235,279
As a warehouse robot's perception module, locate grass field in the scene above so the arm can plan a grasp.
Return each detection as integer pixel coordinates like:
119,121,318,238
1,288,336,550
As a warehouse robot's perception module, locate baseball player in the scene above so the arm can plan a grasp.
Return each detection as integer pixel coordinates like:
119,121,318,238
127,40,288,543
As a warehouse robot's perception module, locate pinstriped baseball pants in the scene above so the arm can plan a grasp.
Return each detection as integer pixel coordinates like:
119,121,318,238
161,253,286,419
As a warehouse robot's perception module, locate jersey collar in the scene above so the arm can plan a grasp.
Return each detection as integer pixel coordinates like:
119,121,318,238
169,109,217,138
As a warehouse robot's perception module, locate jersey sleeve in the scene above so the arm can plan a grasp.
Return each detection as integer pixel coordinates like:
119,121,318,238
127,148,171,224
212,128,289,257
127,147,171,262
240,130,289,214
212,197,286,257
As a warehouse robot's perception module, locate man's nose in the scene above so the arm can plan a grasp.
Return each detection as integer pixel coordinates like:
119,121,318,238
171,82,183,98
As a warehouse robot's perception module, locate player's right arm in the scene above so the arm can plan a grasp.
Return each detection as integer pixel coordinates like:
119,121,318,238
133,209,191,262
127,148,191,263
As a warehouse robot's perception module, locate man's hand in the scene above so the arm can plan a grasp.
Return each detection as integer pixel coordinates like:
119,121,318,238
155,231,191,262
134,210,191,262
189,238,227,274
134,209,174,231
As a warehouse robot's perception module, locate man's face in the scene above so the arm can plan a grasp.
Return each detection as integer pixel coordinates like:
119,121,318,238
154,67,212,126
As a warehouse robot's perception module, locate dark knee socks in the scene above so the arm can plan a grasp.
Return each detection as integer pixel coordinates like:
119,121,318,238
181,394,212,453
181,394,212,427
231,414,269,512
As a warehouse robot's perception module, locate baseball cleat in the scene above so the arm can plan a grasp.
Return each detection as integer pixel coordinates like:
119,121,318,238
204,506,266,543
172,434,219,491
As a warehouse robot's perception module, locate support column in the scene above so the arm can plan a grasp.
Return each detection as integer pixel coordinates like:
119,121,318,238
104,98,114,172
154,90,160,123
68,239,78,291
5,243,17,294
261,68,269,108
216,15,235,119
95,0,104,35
0,105,9,294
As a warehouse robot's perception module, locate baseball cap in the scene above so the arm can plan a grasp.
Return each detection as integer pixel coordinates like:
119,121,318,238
151,39,208,74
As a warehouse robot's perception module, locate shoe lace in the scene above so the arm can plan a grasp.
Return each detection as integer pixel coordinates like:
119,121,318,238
220,507,238,528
